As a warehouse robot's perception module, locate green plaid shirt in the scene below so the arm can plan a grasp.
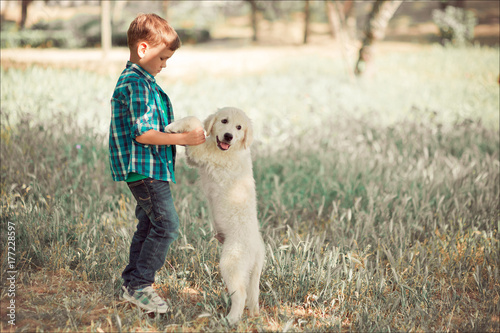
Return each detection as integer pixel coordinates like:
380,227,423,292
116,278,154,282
109,61,176,183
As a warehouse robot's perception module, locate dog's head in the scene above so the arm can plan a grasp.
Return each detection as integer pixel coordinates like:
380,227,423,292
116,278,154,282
204,107,253,151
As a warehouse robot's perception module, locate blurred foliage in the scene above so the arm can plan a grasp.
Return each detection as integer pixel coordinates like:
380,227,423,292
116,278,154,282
1,1,496,49
2,14,96,48
2,13,126,48
432,5,478,46
0,11,211,48
0,0,328,49
0,29,76,48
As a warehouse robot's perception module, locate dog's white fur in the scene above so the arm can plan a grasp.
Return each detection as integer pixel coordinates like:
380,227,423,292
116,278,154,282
166,107,265,325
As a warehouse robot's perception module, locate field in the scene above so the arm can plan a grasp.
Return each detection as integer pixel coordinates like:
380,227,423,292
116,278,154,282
1,43,499,332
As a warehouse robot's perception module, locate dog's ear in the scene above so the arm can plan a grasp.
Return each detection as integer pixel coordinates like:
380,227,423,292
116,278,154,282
242,120,254,149
204,113,216,137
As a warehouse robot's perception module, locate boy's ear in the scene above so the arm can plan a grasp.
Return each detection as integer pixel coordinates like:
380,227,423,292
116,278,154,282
137,42,148,59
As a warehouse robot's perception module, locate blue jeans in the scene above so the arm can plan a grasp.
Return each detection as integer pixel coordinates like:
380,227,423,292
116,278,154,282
122,178,179,290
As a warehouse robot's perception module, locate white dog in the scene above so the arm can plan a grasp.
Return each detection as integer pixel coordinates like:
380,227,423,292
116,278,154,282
166,107,265,325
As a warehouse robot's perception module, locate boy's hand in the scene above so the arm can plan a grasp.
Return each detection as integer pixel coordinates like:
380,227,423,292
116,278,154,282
184,127,206,146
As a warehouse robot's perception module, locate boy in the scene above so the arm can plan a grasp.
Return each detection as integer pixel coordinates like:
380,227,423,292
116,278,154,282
109,13,205,313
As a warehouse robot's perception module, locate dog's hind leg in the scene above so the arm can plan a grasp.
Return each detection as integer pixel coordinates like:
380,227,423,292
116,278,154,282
226,281,246,325
246,248,264,317
246,265,261,317
220,254,248,325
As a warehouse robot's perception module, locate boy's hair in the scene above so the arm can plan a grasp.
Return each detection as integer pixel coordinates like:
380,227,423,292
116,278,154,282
127,13,181,51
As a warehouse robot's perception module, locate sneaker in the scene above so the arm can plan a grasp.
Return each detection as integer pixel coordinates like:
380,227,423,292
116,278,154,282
122,285,170,313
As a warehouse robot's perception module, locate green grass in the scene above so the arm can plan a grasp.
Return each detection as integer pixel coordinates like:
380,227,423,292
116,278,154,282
1,45,499,332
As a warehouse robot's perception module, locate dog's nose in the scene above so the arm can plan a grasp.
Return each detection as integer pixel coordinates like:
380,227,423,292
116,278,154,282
224,133,233,142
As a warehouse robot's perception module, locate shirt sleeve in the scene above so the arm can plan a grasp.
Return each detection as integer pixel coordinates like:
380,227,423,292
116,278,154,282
124,80,156,139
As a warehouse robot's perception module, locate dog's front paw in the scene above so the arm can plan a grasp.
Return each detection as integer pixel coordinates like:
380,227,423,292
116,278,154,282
165,116,203,133
165,122,181,133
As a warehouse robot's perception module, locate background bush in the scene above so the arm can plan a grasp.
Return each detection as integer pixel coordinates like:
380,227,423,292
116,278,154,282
432,5,478,46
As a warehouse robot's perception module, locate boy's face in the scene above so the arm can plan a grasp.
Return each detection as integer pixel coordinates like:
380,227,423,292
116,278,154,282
136,42,175,77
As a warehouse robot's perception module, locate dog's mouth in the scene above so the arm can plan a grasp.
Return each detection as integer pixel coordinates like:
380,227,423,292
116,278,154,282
216,136,231,151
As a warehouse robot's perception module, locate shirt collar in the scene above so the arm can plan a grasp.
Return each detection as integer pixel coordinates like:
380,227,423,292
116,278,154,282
126,61,156,84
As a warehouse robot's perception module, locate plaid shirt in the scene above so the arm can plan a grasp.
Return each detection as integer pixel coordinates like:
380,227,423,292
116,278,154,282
109,61,176,183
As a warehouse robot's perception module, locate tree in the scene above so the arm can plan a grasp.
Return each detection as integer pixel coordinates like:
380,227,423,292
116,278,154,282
303,0,310,44
112,0,128,24
354,0,403,76
101,0,112,58
324,0,356,40
324,0,358,78
19,0,33,30
162,0,169,21
245,0,259,42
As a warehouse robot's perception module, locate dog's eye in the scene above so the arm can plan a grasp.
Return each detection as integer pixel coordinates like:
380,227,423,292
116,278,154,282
236,125,242,130
221,119,228,124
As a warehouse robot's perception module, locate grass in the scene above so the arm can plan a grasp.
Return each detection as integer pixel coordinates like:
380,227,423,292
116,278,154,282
1,44,499,332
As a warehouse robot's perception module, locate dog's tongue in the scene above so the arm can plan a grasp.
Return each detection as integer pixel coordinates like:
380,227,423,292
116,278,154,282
220,142,230,150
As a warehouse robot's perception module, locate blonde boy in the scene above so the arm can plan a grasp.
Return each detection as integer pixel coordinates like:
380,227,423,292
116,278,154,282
109,13,205,313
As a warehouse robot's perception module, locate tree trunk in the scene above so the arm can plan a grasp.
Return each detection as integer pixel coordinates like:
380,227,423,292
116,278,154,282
162,0,170,20
354,0,403,76
325,0,337,38
325,0,357,79
101,0,112,58
245,0,258,42
303,0,310,44
325,0,342,39
112,0,128,24
19,0,33,30
325,0,356,40
343,0,356,40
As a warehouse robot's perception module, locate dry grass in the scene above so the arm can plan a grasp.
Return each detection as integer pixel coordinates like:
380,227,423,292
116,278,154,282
1,44,499,332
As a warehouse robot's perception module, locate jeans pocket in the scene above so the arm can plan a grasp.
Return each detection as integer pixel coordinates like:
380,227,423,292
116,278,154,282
127,179,153,214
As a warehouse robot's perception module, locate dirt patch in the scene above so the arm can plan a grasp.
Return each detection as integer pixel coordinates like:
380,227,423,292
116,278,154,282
0,269,108,332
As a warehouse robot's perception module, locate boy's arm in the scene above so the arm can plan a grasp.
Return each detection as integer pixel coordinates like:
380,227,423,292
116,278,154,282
135,127,205,146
